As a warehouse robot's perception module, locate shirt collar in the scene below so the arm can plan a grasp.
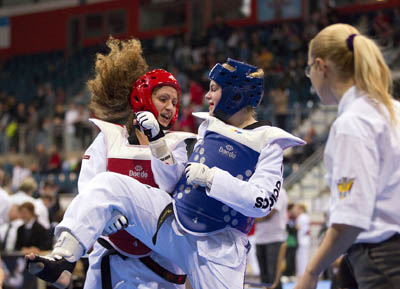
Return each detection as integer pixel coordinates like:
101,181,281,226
337,86,364,116
26,219,35,229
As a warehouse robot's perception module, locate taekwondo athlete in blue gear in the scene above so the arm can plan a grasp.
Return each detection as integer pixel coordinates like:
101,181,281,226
25,58,306,289
170,58,300,236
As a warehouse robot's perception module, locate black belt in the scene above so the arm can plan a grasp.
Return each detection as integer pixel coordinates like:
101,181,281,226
140,255,186,285
348,233,400,255
97,236,186,288
152,203,174,245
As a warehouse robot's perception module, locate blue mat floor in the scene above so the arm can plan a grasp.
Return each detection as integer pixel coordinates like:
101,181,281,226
247,280,331,289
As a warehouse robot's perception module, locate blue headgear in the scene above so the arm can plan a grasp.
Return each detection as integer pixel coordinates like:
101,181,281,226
209,58,264,121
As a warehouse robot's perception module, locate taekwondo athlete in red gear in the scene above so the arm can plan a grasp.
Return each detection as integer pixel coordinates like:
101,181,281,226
80,69,192,289
25,37,192,289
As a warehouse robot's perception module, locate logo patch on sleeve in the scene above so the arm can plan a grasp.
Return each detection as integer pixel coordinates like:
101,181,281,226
337,178,354,199
83,155,90,160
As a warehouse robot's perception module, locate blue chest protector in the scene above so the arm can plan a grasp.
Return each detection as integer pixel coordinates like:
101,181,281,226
172,128,260,235
170,113,305,235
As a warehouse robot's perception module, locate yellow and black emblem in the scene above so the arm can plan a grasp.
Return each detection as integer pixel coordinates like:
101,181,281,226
337,178,354,199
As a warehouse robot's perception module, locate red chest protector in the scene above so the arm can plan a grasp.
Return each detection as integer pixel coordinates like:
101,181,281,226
91,118,154,257
91,118,196,257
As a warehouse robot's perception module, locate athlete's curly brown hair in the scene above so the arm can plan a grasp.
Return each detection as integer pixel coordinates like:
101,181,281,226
88,37,148,123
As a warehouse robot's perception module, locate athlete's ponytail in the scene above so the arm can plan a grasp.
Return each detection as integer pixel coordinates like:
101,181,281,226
88,37,148,123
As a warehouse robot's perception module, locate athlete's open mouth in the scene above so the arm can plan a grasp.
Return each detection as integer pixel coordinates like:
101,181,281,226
160,113,171,122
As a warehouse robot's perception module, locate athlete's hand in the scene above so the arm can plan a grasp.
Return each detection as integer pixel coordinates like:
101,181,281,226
185,163,216,189
25,253,75,289
294,271,318,289
103,210,128,235
0,263,4,289
136,111,164,141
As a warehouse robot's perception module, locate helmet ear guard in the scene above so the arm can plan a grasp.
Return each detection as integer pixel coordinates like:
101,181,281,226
209,58,264,121
130,69,181,127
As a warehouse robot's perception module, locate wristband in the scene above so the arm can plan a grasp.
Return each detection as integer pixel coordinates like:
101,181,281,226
149,138,174,165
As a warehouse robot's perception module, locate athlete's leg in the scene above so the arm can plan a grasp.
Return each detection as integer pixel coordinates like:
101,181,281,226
188,230,248,289
83,242,105,289
27,172,172,288
85,242,184,289
56,172,172,252
154,217,249,289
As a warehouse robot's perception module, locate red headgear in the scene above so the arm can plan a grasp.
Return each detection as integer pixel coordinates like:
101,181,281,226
130,69,181,127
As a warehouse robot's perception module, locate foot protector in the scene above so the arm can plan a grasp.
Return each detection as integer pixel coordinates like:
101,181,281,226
27,254,76,284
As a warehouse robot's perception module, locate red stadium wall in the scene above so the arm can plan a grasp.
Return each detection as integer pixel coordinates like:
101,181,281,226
335,0,400,14
1,0,398,61
0,0,138,60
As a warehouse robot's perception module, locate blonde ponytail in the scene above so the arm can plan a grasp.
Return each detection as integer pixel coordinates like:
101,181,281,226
310,23,397,123
353,35,396,123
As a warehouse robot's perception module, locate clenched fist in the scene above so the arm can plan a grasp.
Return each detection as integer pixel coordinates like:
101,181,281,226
185,162,216,189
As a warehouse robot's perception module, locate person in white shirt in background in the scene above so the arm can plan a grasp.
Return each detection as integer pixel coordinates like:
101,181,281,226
64,102,79,153
0,172,17,289
0,188,11,226
0,188,12,249
9,177,49,229
3,177,49,252
295,23,400,289
293,203,310,278
10,159,31,192
255,187,288,289
0,188,19,245
0,180,23,289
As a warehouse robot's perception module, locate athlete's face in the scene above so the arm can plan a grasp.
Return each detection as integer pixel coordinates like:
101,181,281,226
152,86,178,127
205,80,222,116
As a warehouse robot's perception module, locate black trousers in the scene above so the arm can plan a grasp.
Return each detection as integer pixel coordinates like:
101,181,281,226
347,234,400,289
284,247,297,277
256,241,283,289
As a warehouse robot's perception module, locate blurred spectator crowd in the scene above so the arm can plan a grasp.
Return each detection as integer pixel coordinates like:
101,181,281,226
1,7,400,157
0,7,398,189
0,6,398,198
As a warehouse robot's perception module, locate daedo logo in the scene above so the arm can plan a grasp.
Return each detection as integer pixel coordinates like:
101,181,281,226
129,165,148,179
218,144,237,159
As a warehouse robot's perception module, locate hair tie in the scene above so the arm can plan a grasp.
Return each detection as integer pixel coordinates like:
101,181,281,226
346,34,358,52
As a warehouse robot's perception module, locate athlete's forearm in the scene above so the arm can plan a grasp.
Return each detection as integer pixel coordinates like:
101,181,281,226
305,224,362,277
0,256,4,289
151,138,189,192
149,138,175,165
207,167,282,218
207,145,283,218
